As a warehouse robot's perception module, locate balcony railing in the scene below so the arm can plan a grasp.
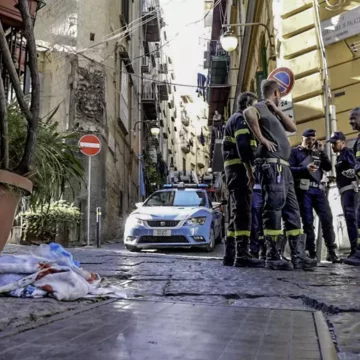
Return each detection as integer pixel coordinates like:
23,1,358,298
142,80,156,101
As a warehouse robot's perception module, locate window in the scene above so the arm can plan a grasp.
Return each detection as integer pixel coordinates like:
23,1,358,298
183,158,186,173
120,61,129,131
144,191,207,207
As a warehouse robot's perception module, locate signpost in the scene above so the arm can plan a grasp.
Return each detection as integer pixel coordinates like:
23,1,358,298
79,134,101,247
268,67,295,97
268,67,296,136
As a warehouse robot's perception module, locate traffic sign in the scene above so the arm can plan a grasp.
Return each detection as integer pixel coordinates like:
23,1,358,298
268,67,295,97
79,134,101,157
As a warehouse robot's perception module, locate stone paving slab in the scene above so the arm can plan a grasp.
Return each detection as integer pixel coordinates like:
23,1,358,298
0,300,333,360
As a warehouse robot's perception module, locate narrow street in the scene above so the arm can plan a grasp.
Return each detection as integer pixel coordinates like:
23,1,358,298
1,244,359,359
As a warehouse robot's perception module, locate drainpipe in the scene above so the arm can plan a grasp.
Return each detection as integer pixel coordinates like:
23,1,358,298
232,0,257,113
313,0,336,174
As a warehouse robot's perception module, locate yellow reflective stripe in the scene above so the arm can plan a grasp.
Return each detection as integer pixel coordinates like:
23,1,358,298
224,159,242,167
356,151,360,157
264,230,283,236
235,128,250,138
227,230,251,237
234,230,251,237
286,229,303,236
250,140,257,147
224,136,236,143
358,229,360,235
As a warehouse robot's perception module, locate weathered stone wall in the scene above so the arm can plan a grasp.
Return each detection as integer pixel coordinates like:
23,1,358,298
35,0,143,244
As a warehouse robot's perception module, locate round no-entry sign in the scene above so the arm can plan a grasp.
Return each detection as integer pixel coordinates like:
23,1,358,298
268,67,295,97
79,134,101,156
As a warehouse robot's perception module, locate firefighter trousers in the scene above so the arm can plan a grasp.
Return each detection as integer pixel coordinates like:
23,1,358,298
257,161,302,237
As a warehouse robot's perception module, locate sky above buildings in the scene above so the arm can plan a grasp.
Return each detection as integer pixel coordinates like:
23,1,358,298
160,0,209,96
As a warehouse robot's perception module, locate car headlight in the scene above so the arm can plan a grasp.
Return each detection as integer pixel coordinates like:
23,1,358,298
126,217,145,227
185,217,207,226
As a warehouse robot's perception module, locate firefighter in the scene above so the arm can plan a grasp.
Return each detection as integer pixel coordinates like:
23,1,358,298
222,92,264,268
346,107,360,265
289,129,339,263
329,131,360,265
244,80,317,271
250,167,265,259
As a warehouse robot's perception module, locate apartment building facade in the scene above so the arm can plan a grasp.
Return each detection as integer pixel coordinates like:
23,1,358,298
34,0,174,243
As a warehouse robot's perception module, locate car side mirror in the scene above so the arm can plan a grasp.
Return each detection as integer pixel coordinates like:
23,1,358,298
135,202,144,208
221,199,228,206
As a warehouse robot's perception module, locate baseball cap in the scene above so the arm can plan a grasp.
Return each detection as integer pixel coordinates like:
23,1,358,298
302,129,316,137
327,131,346,143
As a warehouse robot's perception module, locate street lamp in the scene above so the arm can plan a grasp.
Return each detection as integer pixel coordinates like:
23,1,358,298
220,29,238,52
132,120,160,137
150,125,160,136
220,23,276,60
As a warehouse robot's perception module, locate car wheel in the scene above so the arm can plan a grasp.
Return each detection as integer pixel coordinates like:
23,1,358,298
125,245,141,252
206,228,216,253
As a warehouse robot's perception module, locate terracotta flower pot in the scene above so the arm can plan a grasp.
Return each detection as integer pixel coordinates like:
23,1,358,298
0,170,32,253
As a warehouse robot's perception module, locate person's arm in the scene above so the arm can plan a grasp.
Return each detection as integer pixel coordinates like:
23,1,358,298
244,106,276,152
289,148,309,178
233,120,255,187
341,148,357,179
265,100,297,133
354,140,360,178
316,141,332,171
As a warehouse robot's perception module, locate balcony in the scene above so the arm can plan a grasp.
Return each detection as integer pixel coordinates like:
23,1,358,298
142,79,157,119
159,63,168,74
142,4,161,42
181,111,189,126
207,41,230,125
157,82,169,101
0,0,44,28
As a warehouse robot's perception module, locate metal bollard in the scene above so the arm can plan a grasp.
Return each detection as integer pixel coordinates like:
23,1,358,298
96,207,102,248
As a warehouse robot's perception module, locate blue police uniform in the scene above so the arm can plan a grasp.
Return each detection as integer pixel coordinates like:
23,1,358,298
339,132,360,266
222,110,264,268
329,132,360,253
289,129,338,261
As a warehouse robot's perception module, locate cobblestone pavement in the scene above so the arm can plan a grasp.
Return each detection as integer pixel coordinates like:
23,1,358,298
0,300,332,360
2,243,360,359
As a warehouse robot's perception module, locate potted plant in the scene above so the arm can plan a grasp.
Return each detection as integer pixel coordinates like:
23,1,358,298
19,201,81,245
0,0,54,252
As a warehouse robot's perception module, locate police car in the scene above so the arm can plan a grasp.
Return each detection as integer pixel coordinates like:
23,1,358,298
124,183,224,252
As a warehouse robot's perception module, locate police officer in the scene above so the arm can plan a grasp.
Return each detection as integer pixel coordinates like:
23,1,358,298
289,129,339,263
244,80,316,271
222,92,264,268
346,106,360,265
329,131,360,265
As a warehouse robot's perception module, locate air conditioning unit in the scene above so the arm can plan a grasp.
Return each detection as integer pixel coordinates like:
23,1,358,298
141,57,150,73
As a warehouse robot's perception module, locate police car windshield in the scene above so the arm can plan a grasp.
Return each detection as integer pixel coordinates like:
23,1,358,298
144,190,207,207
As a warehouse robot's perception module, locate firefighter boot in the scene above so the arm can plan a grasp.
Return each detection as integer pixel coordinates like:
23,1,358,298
259,237,266,260
289,234,317,270
234,236,265,268
265,236,294,271
343,247,360,266
326,248,341,264
223,237,235,266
